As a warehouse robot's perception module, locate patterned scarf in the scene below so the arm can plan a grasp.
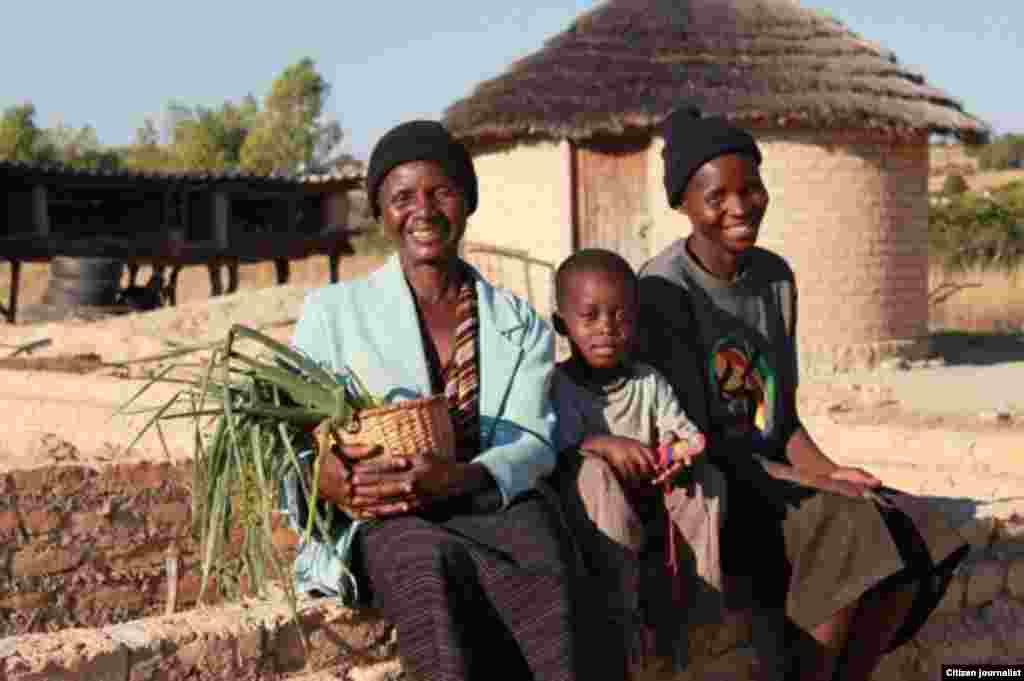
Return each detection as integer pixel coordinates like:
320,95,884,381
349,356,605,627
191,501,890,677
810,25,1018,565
442,271,481,460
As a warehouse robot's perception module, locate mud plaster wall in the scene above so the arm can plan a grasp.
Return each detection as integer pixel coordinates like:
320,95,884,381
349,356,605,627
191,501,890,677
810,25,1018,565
0,447,297,637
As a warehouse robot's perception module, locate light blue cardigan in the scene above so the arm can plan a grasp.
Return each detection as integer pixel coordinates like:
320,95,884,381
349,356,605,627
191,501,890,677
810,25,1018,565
283,253,558,603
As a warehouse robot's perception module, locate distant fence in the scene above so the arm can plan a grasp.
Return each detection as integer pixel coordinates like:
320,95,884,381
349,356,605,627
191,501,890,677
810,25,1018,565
460,241,570,357
461,241,557,314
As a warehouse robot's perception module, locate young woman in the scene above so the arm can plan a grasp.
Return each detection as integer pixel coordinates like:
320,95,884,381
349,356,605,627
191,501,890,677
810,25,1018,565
637,107,968,681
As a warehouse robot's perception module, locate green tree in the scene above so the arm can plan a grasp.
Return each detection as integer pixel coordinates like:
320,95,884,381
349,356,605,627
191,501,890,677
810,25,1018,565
219,94,260,166
154,97,261,171
240,58,343,174
118,118,176,171
171,107,230,171
930,182,1024,273
40,122,121,171
0,102,50,161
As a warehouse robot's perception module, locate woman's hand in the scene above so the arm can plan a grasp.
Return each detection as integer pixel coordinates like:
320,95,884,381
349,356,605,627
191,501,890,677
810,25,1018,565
828,466,881,489
314,442,412,518
824,466,882,499
347,452,493,519
760,459,882,500
580,434,659,486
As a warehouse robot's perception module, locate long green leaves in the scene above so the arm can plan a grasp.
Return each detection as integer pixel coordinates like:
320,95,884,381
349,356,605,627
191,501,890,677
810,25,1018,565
121,323,383,658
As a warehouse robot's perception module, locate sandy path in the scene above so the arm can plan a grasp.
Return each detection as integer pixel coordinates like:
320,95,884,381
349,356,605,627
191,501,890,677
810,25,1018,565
830,362,1024,417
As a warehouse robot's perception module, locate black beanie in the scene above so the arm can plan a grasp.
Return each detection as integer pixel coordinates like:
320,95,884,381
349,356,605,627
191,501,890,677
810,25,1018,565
366,120,478,219
660,107,762,208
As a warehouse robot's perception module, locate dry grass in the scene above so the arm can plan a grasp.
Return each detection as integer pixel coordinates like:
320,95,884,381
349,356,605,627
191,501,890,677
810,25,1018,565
929,169,1024,194
930,265,1024,332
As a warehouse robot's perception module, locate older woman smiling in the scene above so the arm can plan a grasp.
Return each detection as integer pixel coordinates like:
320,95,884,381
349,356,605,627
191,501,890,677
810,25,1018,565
283,121,583,681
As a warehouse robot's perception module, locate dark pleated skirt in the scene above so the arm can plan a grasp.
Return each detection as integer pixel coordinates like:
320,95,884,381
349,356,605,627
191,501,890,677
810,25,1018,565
717,453,969,650
354,488,586,681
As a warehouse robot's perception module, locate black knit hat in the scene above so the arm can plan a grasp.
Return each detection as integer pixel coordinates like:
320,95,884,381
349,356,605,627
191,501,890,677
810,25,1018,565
366,120,478,219
660,107,762,208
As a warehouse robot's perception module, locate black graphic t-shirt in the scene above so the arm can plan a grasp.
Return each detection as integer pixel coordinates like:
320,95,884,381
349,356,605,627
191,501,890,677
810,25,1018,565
638,240,800,460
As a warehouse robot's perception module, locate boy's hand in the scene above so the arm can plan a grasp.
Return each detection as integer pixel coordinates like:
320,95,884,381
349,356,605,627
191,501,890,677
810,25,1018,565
652,433,706,487
580,434,659,485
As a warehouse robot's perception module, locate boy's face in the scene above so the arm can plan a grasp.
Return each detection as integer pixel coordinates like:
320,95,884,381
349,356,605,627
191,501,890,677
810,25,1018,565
557,269,637,370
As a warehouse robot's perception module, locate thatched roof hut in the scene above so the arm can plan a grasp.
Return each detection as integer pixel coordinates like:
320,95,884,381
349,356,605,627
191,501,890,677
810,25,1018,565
446,0,986,147
442,0,987,373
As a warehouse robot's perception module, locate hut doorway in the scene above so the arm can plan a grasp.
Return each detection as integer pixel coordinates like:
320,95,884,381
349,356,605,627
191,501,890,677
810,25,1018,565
574,138,650,269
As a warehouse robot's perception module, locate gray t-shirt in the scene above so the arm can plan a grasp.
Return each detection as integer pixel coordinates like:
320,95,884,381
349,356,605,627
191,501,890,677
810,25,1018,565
637,239,800,458
550,361,702,453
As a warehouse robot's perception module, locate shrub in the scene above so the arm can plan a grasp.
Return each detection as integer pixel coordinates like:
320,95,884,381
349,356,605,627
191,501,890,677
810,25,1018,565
930,183,1024,273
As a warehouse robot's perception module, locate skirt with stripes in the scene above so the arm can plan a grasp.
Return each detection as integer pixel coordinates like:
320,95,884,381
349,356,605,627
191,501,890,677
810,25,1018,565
354,489,589,681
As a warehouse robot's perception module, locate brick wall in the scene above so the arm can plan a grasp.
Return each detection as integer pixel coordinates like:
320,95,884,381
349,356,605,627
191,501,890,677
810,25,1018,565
757,130,931,370
4,518,1022,681
649,129,932,373
0,446,297,637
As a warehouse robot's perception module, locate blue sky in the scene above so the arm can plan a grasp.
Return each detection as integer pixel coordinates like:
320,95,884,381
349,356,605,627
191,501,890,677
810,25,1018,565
1,1,1020,160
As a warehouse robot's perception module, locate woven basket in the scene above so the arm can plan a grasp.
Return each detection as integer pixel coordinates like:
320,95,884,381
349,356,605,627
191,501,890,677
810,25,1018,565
317,395,456,463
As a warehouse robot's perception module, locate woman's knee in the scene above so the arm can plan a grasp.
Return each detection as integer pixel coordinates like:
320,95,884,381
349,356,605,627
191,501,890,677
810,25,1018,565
361,518,464,579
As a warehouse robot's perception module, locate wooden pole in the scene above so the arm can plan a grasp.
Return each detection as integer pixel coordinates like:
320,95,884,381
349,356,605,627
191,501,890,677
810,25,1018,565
210,192,231,296
32,185,50,236
274,258,291,285
1,260,22,323
212,192,230,248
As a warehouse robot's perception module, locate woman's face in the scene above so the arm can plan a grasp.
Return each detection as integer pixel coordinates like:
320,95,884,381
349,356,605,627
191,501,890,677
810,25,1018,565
378,160,468,266
679,153,769,257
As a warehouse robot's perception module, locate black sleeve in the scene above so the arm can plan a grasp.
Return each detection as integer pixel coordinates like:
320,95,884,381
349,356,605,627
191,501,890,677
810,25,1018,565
636,274,712,438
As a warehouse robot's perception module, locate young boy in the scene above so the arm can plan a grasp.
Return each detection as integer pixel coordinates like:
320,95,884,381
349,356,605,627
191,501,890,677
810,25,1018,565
550,248,726,678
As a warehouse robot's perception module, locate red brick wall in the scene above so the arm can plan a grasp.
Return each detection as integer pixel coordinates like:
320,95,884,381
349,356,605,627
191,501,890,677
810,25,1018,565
755,130,931,369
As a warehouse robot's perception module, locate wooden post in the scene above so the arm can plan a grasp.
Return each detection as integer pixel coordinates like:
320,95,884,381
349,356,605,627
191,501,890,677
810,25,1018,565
209,192,231,297
226,259,239,294
286,196,298,233
1,260,22,323
167,266,182,307
32,185,50,236
212,192,230,248
274,258,291,285
207,262,223,297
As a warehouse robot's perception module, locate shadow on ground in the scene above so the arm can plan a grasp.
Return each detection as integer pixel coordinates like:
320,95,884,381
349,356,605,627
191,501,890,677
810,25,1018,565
929,331,1024,367
920,494,1024,530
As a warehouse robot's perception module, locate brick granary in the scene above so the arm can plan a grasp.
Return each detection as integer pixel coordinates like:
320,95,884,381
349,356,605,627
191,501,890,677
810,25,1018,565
443,0,987,373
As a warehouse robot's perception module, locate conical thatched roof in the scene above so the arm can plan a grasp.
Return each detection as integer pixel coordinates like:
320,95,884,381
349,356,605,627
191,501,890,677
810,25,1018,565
444,0,987,147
